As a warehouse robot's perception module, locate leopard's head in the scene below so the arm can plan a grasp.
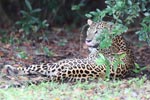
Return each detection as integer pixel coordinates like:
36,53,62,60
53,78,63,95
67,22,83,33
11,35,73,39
86,19,113,52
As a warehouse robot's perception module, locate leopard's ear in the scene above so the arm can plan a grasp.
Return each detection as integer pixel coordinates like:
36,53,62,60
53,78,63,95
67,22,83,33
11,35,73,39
87,19,93,25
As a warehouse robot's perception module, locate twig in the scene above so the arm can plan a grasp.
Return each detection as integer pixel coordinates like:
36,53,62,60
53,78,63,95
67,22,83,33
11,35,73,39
126,27,141,33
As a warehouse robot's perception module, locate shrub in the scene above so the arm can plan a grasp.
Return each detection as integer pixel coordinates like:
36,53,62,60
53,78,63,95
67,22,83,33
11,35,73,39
16,0,49,39
86,0,150,46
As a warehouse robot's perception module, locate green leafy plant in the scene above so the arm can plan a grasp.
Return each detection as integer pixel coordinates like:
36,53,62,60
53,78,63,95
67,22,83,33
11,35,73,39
95,53,110,79
57,39,68,46
0,30,22,44
16,0,49,38
96,53,126,79
133,63,147,74
112,53,126,72
86,0,150,45
71,3,85,11
0,29,8,43
17,51,28,59
136,16,150,46
43,47,54,57
96,23,128,49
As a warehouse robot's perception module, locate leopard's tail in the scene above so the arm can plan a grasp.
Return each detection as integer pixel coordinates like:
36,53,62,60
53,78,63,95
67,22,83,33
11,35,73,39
1,64,55,88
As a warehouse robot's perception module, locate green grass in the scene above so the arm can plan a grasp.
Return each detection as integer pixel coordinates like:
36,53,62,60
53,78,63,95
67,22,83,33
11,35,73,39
0,76,150,100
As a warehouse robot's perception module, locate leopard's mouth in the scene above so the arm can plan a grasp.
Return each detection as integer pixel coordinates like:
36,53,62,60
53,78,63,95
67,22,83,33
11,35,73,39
86,41,99,48
88,44,99,49
92,44,99,48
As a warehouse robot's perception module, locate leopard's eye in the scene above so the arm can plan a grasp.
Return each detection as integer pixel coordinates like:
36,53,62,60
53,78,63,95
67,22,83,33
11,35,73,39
95,31,98,34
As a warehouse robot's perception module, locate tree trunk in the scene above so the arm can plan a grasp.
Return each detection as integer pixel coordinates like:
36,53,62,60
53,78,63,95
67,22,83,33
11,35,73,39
0,1,12,25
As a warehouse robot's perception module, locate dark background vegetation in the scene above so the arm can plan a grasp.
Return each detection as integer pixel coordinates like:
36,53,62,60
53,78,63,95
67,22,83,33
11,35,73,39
0,0,105,27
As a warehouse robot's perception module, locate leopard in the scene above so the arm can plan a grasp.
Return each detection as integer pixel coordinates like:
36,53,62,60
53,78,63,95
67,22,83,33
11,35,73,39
4,19,134,84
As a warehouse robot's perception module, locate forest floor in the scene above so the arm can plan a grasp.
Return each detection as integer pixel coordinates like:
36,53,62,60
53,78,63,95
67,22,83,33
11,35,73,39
0,27,150,100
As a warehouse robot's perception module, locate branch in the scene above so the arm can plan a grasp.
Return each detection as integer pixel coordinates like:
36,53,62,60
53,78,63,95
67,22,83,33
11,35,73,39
126,27,141,33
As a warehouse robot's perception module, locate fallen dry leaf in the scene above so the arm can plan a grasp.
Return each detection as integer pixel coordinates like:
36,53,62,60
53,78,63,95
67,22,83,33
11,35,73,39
0,51,4,57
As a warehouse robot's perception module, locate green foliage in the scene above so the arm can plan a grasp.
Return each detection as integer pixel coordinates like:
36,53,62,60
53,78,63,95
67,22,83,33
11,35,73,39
96,23,128,49
71,3,85,11
136,16,150,46
96,28,113,49
0,29,8,43
127,76,146,88
96,53,126,79
86,0,150,45
43,47,54,57
112,53,126,72
57,39,68,46
17,51,28,59
0,30,21,44
95,53,110,79
133,63,147,74
16,0,49,37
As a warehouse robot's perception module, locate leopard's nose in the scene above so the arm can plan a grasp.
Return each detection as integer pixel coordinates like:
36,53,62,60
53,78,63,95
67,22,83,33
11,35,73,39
86,39,92,43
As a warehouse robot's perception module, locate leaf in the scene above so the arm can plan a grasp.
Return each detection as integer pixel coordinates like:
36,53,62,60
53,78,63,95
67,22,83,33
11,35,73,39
135,63,140,69
25,0,32,11
17,52,28,59
127,0,132,5
89,11,97,15
112,60,119,72
119,53,126,59
140,67,147,71
15,21,22,25
0,51,4,57
105,64,110,79
43,47,53,57
42,20,48,24
71,3,84,11
95,59,105,66
95,54,106,66
20,10,29,16
99,53,105,60
96,9,101,12
133,69,140,73
31,8,41,14
85,14,92,18
71,5,80,11
43,47,49,53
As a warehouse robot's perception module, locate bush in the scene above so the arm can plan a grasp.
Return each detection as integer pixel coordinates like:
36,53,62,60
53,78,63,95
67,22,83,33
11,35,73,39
16,0,49,39
86,0,150,46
